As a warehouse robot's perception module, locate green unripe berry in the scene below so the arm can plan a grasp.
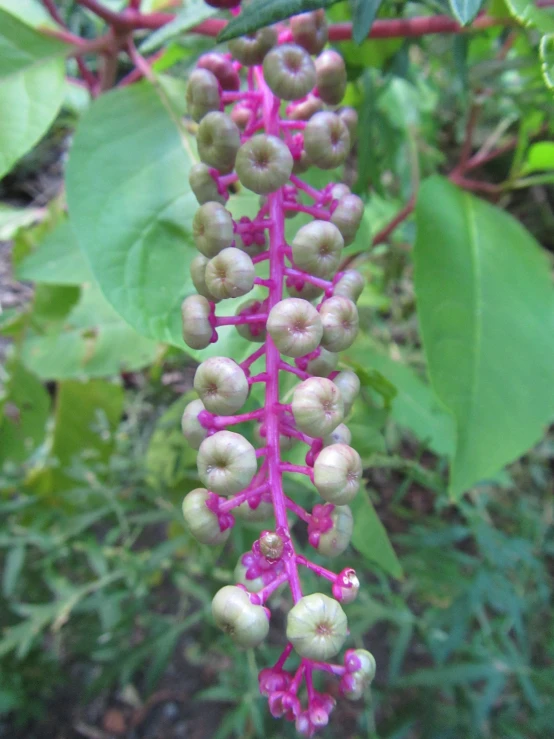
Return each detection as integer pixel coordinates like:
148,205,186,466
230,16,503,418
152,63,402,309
182,294,213,350
331,194,364,246
292,220,344,279
193,202,234,258
292,377,344,437
182,487,229,546
194,357,249,415
212,585,269,647
314,443,362,504
317,505,353,557
236,135,293,195
197,52,240,92
323,422,351,447
333,270,365,303
287,279,323,302
304,111,350,170
333,370,360,415
235,299,267,343
286,593,348,660
315,50,347,106
263,44,316,101
330,183,351,200
181,398,209,450
290,10,328,55
197,430,257,495
186,68,220,122
253,423,294,451
197,112,240,174
234,559,265,592
267,298,323,358
233,498,274,521
343,649,376,700
305,348,339,378
288,95,323,121
191,254,220,302
228,27,277,66
320,296,359,352
205,247,255,300
338,107,358,143
291,148,312,175
189,163,226,206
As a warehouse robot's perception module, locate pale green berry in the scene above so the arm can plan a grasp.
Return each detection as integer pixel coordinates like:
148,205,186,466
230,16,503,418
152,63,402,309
197,52,240,92
233,498,274,521
205,247,255,300
197,430,257,495
287,279,323,302
292,220,344,279
263,44,316,101
331,194,364,246
182,488,229,545
306,348,339,378
234,559,265,592
253,423,294,451
182,295,213,350
231,104,252,131
189,163,226,206
235,135,293,195
333,270,365,303
194,356,249,415
338,107,358,143
320,296,359,352
212,585,269,647
343,649,376,700
197,112,240,174
288,95,323,121
193,202,234,258
290,10,328,55
292,149,312,175
235,300,267,343
186,68,220,122
191,254,220,302
330,183,351,200
292,377,344,437
315,50,347,106
228,27,278,66
314,444,362,504
304,111,350,170
323,422,351,447
267,298,323,358
181,398,208,450
286,593,348,660
317,505,353,557
333,370,360,415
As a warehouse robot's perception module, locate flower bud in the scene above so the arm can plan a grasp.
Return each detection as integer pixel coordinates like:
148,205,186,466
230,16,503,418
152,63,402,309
333,370,360,415
182,295,213,350
194,356,249,415
323,422,351,447
259,531,284,560
197,430,257,495
333,568,360,604
263,44,316,101
286,278,323,302
181,398,209,450
333,270,365,303
235,299,267,343
197,112,241,174
320,296,359,352
205,247,256,300
186,68,220,122
342,649,376,699
228,27,278,66
292,220,344,279
236,135,293,195
306,347,339,378
331,194,364,246
314,444,362,504
231,104,252,131
197,52,240,91
286,593,348,660
291,377,344,437
304,112,350,170
317,505,353,557
233,498,274,521
338,107,358,143
267,298,323,358
182,488,229,545
191,254,219,302
189,163,226,206
290,10,328,55
287,95,323,122
315,50,347,106
234,558,265,592
193,202,234,258
212,585,269,648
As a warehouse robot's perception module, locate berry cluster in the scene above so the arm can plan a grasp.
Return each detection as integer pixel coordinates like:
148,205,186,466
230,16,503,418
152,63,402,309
181,6,375,734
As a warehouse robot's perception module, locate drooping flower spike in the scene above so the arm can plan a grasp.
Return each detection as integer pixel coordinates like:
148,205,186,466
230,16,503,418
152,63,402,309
181,4,375,733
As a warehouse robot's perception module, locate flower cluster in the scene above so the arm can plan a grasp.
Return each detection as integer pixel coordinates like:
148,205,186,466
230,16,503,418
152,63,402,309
181,5,375,734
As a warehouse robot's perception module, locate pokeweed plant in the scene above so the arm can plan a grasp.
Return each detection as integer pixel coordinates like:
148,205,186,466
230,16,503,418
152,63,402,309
180,6,374,732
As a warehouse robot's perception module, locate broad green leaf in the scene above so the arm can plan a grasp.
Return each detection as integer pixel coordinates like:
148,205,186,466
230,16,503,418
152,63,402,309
540,34,554,90
145,395,198,489
16,220,92,285
351,0,384,44
140,1,217,53
218,0,343,42
448,0,484,25
522,141,554,174
0,9,69,178
2,545,25,598
414,176,554,497
0,204,42,240
66,80,198,348
504,0,554,32
350,490,403,578
0,0,58,29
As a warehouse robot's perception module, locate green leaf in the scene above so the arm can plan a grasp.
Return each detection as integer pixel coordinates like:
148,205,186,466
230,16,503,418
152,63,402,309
0,203,43,240
540,34,554,91
0,9,69,178
0,0,58,29
145,395,198,489
16,220,92,285
350,490,403,578
218,0,343,42
448,0,484,25
522,141,554,173
66,79,199,348
140,1,217,53
414,176,554,497
2,545,25,598
352,0,384,45
504,0,554,32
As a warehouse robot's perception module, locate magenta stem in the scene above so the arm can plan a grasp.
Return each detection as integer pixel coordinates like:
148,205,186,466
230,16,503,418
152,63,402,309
252,252,270,263
285,267,333,291
219,173,239,187
289,174,323,201
285,202,331,220
201,408,264,429
309,661,345,677
285,497,311,523
279,360,309,380
249,372,269,384
296,555,337,582
222,90,262,103
215,313,268,326
275,643,294,670
219,482,270,513
240,345,266,370
255,571,289,603
280,463,313,478
280,119,306,130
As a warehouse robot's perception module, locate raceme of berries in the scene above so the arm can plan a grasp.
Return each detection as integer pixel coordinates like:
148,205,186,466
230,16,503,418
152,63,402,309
181,6,375,735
